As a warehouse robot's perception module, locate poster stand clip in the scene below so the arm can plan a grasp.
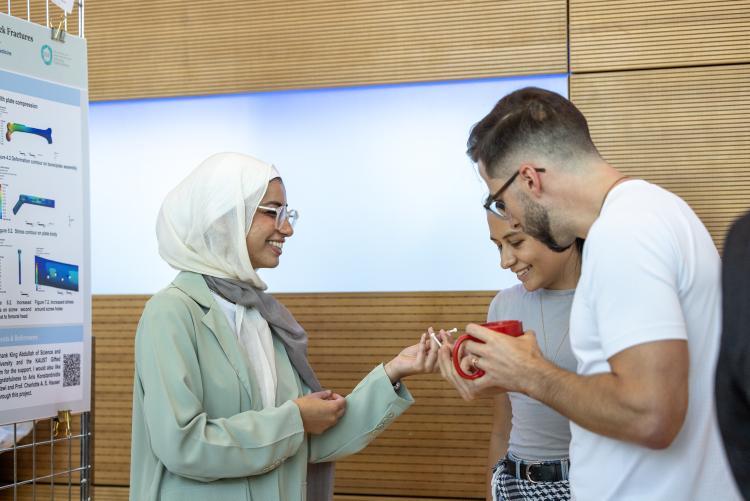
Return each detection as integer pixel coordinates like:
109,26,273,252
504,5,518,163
54,409,72,437
50,14,67,42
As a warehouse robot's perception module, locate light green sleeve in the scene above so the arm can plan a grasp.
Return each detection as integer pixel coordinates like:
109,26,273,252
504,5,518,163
135,293,305,482
309,364,414,462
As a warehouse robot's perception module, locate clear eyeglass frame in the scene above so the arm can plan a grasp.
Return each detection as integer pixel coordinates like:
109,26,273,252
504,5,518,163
257,204,299,229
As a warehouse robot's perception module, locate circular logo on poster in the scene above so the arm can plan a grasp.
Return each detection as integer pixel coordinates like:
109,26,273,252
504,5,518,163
41,44,53,65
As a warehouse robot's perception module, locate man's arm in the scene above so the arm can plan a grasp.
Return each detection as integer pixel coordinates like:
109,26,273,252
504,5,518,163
527,339,688,449
460,328,688,449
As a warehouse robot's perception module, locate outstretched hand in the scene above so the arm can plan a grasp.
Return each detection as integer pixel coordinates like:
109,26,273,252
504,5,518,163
384,331,440,383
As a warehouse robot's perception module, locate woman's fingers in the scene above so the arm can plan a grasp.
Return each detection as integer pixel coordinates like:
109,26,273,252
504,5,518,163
414,332,427,369
436,345,470,399
295,391,347,434
424,335,440,372
427,326,441,348
308,390,333,400
330,393,347,418
460,353,476,373
434,342,481,401
437,343,452,379
439,330,455,349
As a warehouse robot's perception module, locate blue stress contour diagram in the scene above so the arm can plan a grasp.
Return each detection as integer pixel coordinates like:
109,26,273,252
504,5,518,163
13,195,55,215
35,256,79,292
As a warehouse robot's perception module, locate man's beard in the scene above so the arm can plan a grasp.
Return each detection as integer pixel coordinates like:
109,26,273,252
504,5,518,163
519,192,573,253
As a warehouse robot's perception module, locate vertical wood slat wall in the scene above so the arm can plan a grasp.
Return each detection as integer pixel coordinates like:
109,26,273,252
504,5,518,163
570,66,750,250
569,0,750,252
89,293,495,500
286,292,495,498
84,0,567,101
570,0,750,72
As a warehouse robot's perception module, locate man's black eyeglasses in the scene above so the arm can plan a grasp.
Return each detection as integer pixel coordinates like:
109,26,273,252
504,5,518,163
483,168,546,219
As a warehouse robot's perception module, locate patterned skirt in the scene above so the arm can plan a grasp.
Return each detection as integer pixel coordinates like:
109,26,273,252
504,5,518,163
491,458,571,501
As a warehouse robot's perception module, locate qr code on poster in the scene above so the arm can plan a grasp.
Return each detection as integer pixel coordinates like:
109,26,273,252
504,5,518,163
63,353,81,387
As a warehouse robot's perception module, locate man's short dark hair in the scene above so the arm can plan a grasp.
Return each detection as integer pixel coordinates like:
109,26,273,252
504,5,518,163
467,87,598,178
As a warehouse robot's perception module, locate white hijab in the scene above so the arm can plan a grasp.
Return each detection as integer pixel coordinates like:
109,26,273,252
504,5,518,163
156,152,279,289
156,152,281,408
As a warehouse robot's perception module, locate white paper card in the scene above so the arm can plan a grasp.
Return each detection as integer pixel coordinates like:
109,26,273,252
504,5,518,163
50,0,75,15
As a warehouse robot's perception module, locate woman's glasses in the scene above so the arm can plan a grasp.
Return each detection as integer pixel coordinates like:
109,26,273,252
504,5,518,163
257,204,299,230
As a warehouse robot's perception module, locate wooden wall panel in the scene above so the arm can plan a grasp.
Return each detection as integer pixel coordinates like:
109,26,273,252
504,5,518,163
90,292,495,498
91,296,148,490
570,0,750,72
282,292,494,498
83,0,566,101
570,64,750,250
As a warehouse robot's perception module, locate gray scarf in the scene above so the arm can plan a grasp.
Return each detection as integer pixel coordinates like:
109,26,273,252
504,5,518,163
203,275,335,501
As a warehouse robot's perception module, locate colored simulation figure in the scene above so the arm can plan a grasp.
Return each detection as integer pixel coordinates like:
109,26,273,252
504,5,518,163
6,123,53,144
12,195,55,215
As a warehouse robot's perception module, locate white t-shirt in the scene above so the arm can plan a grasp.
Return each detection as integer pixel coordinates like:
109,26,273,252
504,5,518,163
489,285,576,460
568,180,740,500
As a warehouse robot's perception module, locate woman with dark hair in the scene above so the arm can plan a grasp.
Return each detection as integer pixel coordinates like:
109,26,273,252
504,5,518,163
437,210,582,501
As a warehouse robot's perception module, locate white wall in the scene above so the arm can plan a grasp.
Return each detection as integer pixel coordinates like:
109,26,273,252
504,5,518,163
89,75,568,293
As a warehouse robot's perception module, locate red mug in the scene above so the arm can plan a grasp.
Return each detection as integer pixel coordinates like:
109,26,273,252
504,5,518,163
451,320,524,379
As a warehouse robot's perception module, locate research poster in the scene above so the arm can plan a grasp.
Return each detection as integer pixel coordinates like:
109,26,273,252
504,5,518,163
0,13,90,424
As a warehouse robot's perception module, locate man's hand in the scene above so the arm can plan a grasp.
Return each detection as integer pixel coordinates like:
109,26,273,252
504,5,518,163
293,390,346,435
460,323,548,395
460,322,690,448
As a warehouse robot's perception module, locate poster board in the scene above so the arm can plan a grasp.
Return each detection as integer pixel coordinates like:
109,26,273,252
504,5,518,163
0,13,90,424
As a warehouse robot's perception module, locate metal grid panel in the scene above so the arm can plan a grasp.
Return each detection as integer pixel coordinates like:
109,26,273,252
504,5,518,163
0,413,91,500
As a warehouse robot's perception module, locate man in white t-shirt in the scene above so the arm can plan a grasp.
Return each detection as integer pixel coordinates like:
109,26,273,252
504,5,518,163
449,87,741,500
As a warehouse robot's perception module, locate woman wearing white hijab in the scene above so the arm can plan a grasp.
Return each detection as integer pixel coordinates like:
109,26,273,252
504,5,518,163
130,152,437,501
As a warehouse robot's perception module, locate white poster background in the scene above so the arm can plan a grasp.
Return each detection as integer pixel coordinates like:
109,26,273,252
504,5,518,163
0,13,90,425
0,87,84,325
90,75,568,295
